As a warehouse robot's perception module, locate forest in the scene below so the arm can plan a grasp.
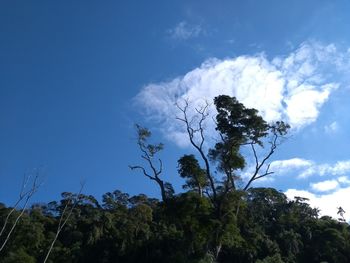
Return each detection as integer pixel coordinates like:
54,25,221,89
1,95,350,263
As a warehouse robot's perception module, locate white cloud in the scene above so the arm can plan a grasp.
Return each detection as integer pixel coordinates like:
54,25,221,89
269,158,350,179
332,161,350,175
285,187,350,221
324,121,339,134
243,158,313,184
338,176,350,184
270,158,313,172
283,84,335,127
135,41,350,147
310,179,339,192
168,21,203,40
298,160,350,178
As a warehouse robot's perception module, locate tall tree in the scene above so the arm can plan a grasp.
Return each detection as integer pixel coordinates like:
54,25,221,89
176,95,289,259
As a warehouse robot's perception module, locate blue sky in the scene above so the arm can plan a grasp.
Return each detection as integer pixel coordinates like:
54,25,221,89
1,1,350,219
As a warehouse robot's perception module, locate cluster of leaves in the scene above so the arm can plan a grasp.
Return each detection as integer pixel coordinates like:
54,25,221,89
1,189,349,262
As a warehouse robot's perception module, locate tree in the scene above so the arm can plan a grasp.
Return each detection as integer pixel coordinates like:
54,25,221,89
176,96,289,199
176,95,289,259
177,154,208,197
130,124,174,202
210,95,289,192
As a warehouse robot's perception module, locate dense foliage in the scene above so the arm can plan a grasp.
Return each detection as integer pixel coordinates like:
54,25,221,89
1,95,349,262
1,189,350,262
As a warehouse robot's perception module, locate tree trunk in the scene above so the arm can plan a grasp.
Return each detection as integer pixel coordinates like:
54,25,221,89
157,179,166,202
214,243,222,262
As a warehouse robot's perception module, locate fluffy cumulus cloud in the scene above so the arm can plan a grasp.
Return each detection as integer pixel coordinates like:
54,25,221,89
135,41,350,147
270,158,313,172
309,176,350,193
285,185,350,221
310,179,339,192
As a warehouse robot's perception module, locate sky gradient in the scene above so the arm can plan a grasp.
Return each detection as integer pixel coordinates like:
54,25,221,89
1,1,350,220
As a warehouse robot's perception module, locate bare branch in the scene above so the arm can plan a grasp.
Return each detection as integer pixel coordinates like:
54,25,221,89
243,130,279,191
43,183,85,263
158,159,163,175
176,99,217,202
129,165,156,181
0,172,42,252
253,172,274,181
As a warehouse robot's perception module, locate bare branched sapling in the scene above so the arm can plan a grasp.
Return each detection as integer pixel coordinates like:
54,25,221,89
43,182,85,263
0,172,41,252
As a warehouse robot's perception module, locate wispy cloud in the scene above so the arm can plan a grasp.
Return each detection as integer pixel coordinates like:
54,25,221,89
299,160,350,178
269,158,350,179
167,21,203,40
324,121,339,134
135,41,350,147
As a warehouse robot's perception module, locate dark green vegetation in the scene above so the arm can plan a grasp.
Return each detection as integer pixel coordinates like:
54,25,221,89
1,189,350,262
1,95,349,262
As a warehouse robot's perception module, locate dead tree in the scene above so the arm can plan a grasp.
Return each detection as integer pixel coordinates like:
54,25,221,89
0,172,41,253
43,183,84,263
